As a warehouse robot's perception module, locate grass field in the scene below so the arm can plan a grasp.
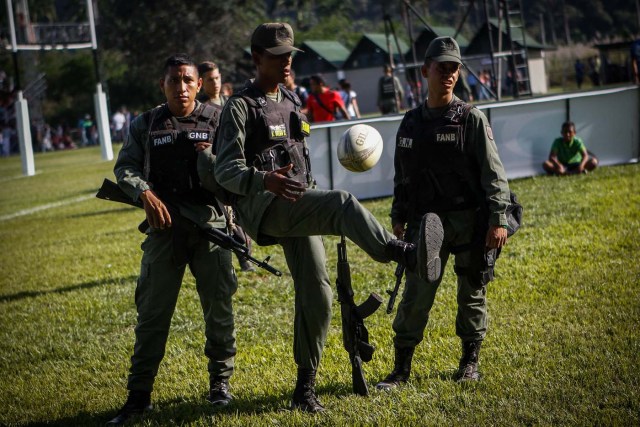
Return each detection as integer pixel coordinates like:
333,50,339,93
1,146,639,426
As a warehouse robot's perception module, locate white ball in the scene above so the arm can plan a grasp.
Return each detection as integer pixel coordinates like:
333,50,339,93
337,124,384,173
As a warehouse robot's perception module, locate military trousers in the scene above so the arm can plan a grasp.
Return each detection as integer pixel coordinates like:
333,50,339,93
127,226,237,392
392,208,488,349
257,188,396,369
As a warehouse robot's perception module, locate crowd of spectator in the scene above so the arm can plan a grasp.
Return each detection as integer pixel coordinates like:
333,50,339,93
1,67,139,158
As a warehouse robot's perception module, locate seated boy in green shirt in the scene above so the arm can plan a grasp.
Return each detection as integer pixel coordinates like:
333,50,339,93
542,121,598,175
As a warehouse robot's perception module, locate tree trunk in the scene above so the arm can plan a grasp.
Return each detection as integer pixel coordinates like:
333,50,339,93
561,0,571,45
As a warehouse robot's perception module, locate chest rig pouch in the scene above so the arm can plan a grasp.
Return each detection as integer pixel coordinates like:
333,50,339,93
239,84,314,188
395,100,478,219
146,103,220,203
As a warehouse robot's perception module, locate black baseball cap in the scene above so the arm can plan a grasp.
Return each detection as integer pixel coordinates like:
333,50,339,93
251,23,303,55
424,36,462,64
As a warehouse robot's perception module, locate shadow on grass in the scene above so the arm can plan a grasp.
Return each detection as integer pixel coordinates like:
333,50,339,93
69,205,136,219
26,390,310,426
0,275,138,303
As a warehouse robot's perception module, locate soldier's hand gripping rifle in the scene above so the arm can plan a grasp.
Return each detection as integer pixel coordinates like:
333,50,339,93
96,178,282,276
386,264,405,314
336,235,382,396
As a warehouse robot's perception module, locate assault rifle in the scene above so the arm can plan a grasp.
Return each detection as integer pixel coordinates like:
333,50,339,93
96,178,282,276
336,235,382,396
386,264,405,314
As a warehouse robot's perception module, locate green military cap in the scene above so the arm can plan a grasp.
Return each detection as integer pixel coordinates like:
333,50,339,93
251,22,303,55
424,36,462,64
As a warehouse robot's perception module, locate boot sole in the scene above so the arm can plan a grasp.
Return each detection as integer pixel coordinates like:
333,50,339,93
419,213,443,283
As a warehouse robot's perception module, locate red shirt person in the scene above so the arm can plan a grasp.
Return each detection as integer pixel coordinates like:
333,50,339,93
306,75,349,122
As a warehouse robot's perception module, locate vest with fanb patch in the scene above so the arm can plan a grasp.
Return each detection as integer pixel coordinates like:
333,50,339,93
395,100,482,217
144,102,220,204
234,83,314,187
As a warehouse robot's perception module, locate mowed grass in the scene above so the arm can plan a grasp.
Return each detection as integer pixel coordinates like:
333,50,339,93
0,146,638,426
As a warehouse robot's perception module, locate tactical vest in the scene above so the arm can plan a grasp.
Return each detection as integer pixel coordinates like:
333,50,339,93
395,100,481,218
144,102,221,204
234,84,314,187
380,76,397,100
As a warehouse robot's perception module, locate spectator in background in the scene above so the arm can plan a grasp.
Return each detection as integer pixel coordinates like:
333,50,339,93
306,74,349,122
41,123,53,152
338,79,360,119
453,67,473,101
3,123,15,155
478,70,491,100
111,107,127,142
405,81,416,109
81,114,95,146
542,121,598,175
575,59,585,89
631,38,640,84
378,64,404,114
285,69,308,112
588,56,601,86
504,69,515,97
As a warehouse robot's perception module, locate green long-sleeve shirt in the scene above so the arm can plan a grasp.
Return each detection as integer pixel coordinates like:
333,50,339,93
113,101,225,228
214,90,290,239
391,96,511,227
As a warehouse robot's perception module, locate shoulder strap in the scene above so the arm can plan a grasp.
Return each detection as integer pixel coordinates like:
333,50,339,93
234,84,263,109
279,84,302,107
143,104,168,180
310,92,334,115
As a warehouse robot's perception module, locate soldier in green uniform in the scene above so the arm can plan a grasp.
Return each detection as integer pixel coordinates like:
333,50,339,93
212,22,438,412
108,54,237,425
198,61,227,107
376,36,511,390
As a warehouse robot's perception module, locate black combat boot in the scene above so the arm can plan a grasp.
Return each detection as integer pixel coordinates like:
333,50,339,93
455,340,482,382
375,346,415,391
106,390,152,426
291,367,325,413
208,376,233,406
385,213,443,283
385,239,417,271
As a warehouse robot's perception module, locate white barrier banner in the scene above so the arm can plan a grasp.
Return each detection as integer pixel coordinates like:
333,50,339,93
307,86,639,200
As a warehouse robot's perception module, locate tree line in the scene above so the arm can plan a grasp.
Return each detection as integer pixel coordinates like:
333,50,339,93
0,0,637,127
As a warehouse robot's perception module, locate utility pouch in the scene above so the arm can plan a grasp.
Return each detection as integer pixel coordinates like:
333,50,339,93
506,191,523,237
478,248,497,287
290,111,311,139
454,246,498,289
254,145,288,172
284,142,306,179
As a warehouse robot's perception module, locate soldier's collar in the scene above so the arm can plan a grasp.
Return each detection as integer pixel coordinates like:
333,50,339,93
422,97,456,120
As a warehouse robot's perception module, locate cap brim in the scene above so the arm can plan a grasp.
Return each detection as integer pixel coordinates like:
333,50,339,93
430,54,462,64
265,45,304,55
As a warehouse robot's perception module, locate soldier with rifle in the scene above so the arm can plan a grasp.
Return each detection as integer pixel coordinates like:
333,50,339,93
106,53,238,425
212,22,442,413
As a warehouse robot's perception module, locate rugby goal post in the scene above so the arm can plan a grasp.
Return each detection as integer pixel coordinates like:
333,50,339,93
3,0,112,177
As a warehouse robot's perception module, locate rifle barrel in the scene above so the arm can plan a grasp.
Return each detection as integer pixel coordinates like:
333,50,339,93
96,179,282,276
